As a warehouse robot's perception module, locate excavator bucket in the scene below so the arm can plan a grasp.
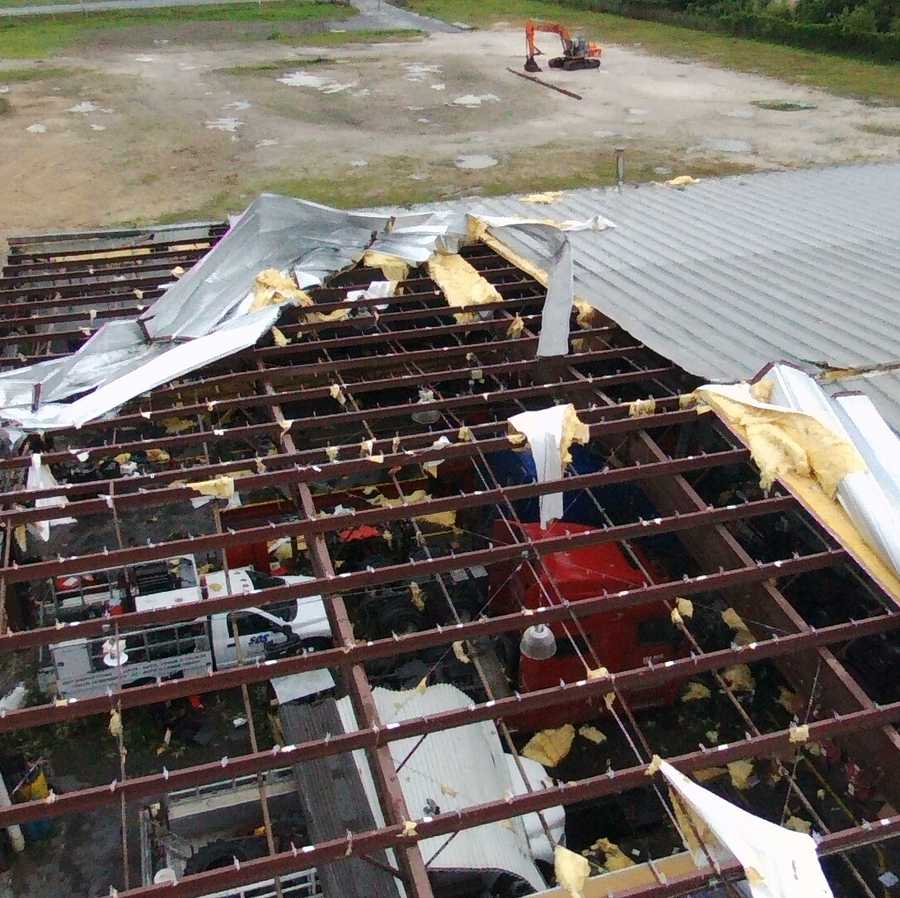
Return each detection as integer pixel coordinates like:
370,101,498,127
524,55,541,73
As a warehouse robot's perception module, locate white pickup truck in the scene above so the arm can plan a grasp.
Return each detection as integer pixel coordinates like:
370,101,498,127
44,556,330,700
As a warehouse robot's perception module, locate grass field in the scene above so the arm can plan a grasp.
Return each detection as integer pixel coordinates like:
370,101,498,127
407,0,900,104
0,0,350,57
155,145,752,223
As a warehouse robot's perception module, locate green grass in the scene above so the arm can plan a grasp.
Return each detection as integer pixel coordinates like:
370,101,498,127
750,99,817,110
153,144,752,223
857,122,900,136
0,0,351,58
0,64,80,79
273,26,423,46
406,0,900,104
217,55,330,73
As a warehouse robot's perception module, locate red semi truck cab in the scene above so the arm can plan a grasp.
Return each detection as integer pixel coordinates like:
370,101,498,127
490,521,685,729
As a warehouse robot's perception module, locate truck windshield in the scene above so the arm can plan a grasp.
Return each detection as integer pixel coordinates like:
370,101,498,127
227,602,295,638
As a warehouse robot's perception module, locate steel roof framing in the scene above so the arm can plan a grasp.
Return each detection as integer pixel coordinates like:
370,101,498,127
1,226,899,898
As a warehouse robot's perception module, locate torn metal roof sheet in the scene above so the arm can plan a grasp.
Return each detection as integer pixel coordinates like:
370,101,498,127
400,162,900,428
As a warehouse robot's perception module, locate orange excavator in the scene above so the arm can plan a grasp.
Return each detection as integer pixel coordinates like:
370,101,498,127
524,19,602,72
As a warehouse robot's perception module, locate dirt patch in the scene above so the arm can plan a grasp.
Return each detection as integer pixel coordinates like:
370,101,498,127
1,26,899,233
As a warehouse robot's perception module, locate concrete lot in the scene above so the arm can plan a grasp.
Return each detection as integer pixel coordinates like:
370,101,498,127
2,24,900,232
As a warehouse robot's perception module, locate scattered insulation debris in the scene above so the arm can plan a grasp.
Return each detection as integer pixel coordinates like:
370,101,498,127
722,607,754,646
588,837,635,871
727,759,755,790
251,268,313,312
554,845,590,898
578,725,606,744
682,681,711,702
363,250,410,283
722,664,756,694
628,398,656,418
522,725,576,767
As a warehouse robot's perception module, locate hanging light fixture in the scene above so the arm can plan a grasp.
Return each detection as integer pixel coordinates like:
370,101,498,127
519,624,557,661
412,388,440,425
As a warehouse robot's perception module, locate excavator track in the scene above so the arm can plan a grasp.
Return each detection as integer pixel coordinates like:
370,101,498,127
550,56,601,70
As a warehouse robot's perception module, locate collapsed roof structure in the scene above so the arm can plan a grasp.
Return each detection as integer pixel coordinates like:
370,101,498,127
0,176,899,898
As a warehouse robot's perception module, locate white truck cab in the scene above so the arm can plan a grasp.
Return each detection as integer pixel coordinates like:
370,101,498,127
46,558,330,700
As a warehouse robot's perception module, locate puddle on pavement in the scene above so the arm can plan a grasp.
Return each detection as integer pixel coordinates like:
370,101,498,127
206,117,242,132
277,71,358,94
702,137,752,153
452,94,500,108
455,153,498,170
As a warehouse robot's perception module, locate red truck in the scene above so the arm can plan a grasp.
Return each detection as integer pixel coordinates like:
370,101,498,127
490,521,684,730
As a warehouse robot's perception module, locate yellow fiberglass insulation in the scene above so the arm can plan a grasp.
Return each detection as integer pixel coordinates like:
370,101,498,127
554,845,590,898
522,724,576,767
427,252,502,324
250,268,313,312
362,250,409,283
560,405,590,465
696,387,864,499
589,837,635,871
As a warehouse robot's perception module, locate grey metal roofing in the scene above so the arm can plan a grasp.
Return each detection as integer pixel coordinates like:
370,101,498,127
823,371,900,426
398,162,900,428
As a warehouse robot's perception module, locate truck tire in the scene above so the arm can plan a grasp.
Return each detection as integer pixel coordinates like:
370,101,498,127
184,837,267,874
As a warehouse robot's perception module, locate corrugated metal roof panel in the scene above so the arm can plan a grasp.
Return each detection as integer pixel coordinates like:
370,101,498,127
336,685,550,893
391,162,900,428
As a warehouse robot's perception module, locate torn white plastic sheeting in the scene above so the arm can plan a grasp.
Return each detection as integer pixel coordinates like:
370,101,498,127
659,760,833,898
27,454,75,541
766,364,900,578
507,404,585,528
346,280,395,311
272,669,335,704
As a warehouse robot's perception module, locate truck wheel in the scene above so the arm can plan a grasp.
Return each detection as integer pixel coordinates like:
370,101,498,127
184,838,267,874
492,874,535,897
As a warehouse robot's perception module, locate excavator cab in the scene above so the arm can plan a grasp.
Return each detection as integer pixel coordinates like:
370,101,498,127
524,19,602,72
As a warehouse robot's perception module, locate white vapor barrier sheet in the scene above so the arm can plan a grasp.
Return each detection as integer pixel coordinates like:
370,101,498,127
660,761,833,898
766,364,900,578
336,684,551,892
507,405,568,528
0,194,588,434
27,454,75,541
347,279,395,311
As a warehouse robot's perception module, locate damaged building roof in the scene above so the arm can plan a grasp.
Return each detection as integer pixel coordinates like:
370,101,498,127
0,186,899,898
410,162,900,429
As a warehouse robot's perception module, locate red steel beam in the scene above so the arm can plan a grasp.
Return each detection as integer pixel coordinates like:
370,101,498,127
0,368,678,472
0,606,893,823
145,327,621,401
0,443,742,528
92,703,900,898
0,344,649,443
0,550,848,731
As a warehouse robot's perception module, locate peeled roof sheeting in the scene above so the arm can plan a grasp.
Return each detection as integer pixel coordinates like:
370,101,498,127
399,163,900,427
